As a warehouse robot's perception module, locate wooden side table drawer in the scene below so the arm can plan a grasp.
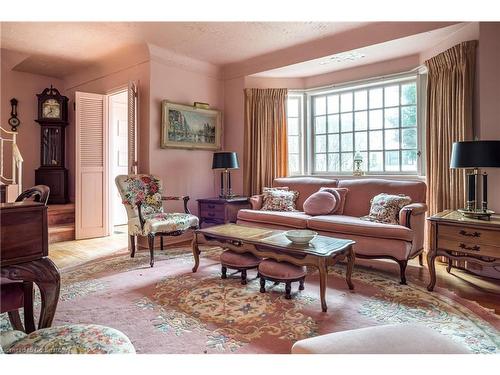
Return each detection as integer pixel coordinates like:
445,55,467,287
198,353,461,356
199,202,225,213
200,209,225,220
439,224,500,246
437,237,500,258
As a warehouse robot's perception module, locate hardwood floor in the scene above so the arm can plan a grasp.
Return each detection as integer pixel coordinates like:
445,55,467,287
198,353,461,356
48,232,500,314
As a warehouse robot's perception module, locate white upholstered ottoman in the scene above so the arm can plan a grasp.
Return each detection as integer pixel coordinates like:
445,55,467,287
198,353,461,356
291,324,469,354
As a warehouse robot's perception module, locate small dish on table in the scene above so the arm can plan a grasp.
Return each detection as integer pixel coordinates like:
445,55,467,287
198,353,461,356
284,230,318,244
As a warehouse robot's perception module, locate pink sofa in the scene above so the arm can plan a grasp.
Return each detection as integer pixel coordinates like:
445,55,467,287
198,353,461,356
237,177,427,284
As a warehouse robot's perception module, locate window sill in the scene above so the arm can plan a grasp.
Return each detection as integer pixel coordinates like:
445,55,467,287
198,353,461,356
288,174,426,181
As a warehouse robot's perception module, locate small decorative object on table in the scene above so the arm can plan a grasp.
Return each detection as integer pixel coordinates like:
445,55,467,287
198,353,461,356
212,151,240,198
284,229,317,244
161,101,222,150
450,140,500,220
197,196,251,228
427,210,500,291
353,152,365,176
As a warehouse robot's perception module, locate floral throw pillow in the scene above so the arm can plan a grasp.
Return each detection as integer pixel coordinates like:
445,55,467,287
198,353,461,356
261,187,299,211
361,193,412,225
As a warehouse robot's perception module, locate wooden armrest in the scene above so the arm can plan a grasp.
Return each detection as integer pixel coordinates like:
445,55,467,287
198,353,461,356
161,196,191,214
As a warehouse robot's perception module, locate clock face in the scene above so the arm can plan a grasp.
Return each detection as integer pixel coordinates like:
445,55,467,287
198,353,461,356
8,117,20,128
42,99,61,119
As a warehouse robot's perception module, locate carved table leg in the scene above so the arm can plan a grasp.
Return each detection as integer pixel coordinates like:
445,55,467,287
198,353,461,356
427,251,437,291
446,258,452,273
317,258,329,312
345,247,355,290
1,258,61,329
191,233,200,273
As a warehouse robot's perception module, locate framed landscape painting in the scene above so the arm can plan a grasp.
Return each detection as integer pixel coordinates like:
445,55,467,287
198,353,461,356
161,101,222,150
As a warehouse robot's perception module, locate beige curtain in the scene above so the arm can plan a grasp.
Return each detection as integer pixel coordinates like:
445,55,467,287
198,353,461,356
425,40,477,216
244,88,288,196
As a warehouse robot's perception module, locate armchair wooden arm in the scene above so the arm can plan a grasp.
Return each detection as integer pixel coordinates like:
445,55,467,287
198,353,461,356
162,196,191,214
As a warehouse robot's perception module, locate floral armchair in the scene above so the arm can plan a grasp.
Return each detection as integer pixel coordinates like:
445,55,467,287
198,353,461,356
115,174,199,267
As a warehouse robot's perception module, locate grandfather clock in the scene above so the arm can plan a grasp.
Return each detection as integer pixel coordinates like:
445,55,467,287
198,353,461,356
35,86,69,204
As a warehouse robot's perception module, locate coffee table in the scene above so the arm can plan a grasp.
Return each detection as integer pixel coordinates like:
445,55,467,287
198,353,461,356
191,224,355,312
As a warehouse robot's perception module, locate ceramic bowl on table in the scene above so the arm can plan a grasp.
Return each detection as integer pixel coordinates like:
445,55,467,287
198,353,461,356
284,230,318,244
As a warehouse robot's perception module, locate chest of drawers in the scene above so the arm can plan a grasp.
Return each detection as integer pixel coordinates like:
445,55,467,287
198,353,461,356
427,210,500,291
197,197,251,228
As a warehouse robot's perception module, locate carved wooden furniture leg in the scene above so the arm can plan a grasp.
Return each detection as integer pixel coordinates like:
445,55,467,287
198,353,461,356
23,281,36,333
398,260,408,285
148,234,155,267
241,269,247,285
418,253,424,266
345,247,355,290
317,258,328,312
191,234,200,273
446,258,452,273
221,266,227,279
299,278,305,290
285,282,292,299
129,235,136,258
160,236,164,251
427,251,437,291
260,277,266,293
1,258,61,329
8,310,24,331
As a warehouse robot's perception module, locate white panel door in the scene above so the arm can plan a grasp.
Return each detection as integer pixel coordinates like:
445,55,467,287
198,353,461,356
75,91,109,239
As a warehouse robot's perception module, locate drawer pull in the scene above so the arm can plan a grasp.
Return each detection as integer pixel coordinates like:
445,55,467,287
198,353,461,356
459,230,481,238
458,243,480,252
208,204,215,209
208,212,215,217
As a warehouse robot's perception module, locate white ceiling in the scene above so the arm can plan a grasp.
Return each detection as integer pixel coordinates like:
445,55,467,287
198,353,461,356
252,23,467,78
0,22,367,77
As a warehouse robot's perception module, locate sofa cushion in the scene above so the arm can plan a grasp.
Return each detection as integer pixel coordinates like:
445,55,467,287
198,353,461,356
273,177,338,210
362,193,412,225
237,209,310,229
338,178,426,217
319,187,349,214
261,188,299,211
303,192,337,216
307,215,413,242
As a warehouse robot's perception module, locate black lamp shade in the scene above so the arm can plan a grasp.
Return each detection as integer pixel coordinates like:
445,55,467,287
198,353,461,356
212,152,239,169
450,141,500,169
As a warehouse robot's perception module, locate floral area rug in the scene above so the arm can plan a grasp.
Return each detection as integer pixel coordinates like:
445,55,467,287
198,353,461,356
1,246,499,354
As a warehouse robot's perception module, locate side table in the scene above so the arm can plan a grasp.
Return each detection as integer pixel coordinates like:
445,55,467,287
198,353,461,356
427,210,500,291
197,197,251,228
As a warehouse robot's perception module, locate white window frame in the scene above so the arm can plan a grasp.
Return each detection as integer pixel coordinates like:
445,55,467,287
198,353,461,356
288,71,427,178
286,94,306,176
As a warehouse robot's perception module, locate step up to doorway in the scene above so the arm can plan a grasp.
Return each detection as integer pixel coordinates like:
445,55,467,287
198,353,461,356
47,203,75,243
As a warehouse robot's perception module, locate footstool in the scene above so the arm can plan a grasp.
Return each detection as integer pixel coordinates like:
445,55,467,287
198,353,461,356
291,324,469,354
258,259,306,299
220,250,262,285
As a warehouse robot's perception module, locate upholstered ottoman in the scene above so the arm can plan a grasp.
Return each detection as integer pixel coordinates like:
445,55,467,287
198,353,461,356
291,324,469,354
258,259,306,299
0,324,136,354
220,250,262,285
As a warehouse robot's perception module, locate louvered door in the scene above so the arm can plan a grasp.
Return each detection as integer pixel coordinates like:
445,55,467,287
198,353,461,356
128,81,138,174
75,92,108,239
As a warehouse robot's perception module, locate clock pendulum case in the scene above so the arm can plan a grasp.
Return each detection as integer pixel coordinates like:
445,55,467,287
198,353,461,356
35,86,69,204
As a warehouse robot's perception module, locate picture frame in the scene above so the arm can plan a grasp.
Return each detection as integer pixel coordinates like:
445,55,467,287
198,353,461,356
161,100,222,150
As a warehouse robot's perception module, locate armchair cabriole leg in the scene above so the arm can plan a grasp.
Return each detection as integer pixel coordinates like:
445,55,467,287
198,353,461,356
399,260,408,285
148,234,155,267
130,235,136,258
418,253,424,267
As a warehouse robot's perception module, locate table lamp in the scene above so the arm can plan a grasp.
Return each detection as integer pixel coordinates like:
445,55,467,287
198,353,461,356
212,151,239,198
450,140,500,220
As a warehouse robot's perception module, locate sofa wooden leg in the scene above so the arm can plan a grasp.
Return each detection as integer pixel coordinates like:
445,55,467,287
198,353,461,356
130,235,136,258
221,266,227,279
260,277,266,293
418,253,424,267
399,260,408,285
148,235,155,267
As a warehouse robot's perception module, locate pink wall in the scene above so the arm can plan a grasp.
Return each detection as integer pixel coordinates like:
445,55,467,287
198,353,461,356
1,49,64,191
148,58,224,215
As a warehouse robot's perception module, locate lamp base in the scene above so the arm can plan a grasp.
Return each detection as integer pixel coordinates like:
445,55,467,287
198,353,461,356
458,208,495,221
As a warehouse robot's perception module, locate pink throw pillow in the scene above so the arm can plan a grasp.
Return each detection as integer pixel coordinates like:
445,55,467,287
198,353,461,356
303,191,337,216
319,187,349,214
